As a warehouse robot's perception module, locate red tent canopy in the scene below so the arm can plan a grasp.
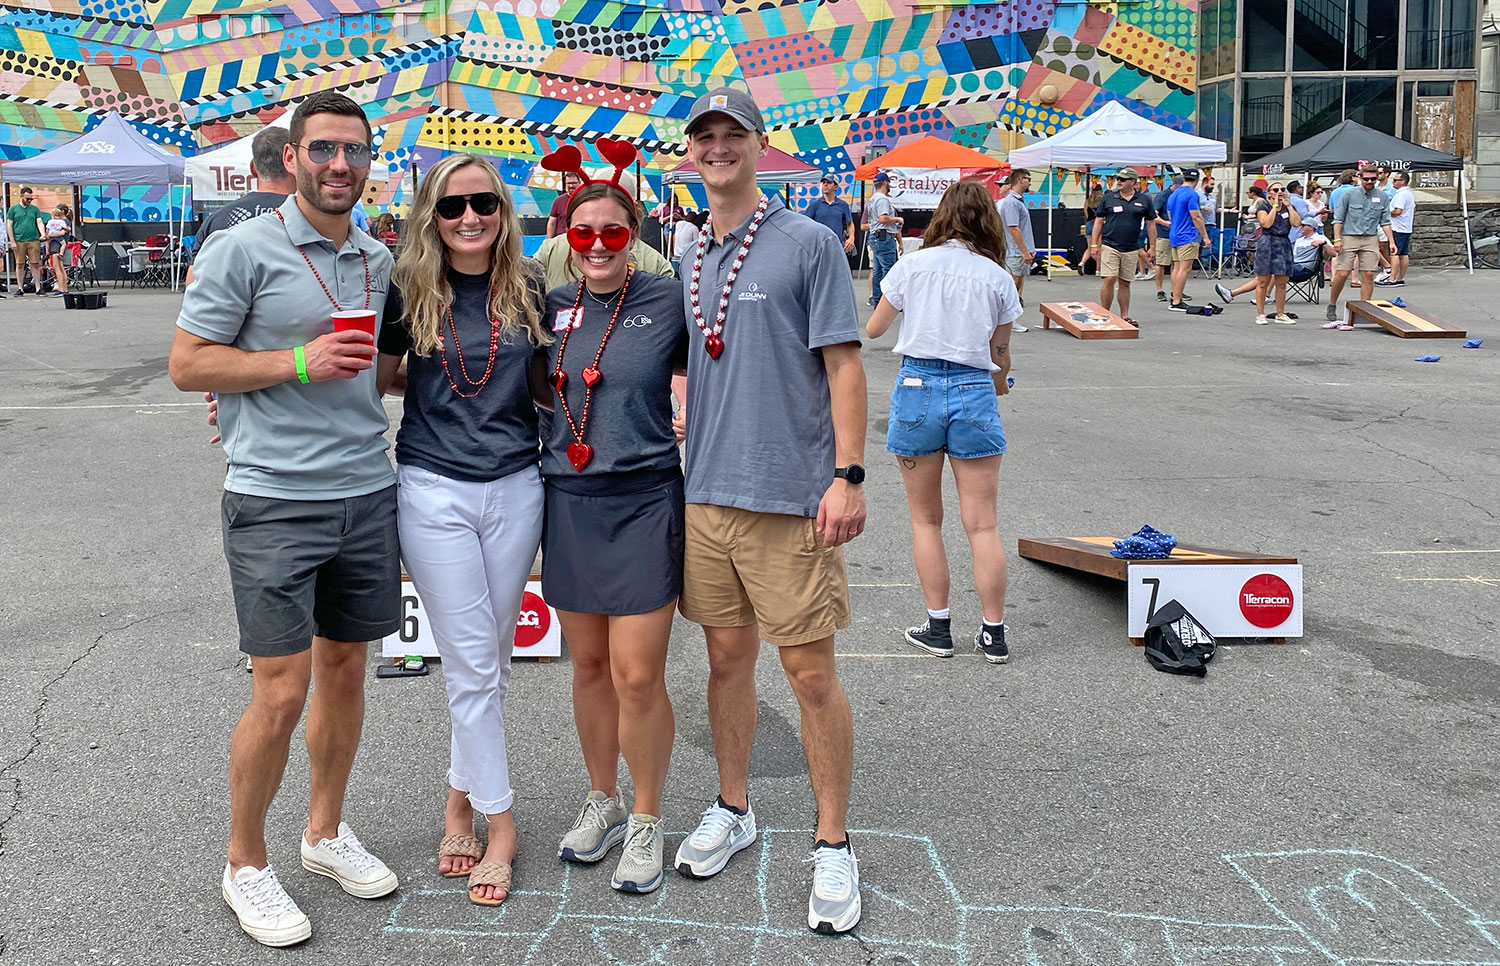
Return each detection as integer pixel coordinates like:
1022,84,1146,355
853,136,1008,179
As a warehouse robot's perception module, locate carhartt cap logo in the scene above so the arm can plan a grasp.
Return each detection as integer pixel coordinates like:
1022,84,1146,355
711,94,728,108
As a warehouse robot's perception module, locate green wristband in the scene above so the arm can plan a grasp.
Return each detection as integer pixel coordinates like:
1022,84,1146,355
293,345,310,384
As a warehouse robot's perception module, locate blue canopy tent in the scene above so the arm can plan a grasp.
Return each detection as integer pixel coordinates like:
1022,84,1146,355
2,112,188,287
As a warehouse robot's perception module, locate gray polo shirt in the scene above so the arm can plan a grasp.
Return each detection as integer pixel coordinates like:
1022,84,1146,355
1333,186,1391,237
1000,192,1035,252
177,196,394,500
682,194,861,517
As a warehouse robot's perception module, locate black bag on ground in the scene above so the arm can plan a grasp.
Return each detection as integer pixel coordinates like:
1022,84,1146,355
1144,599,1217,677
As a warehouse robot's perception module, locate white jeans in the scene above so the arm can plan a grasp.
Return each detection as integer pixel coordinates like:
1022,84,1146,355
397,462,543,814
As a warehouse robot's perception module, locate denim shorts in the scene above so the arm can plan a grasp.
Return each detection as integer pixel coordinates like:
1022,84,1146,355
885,357,1007,459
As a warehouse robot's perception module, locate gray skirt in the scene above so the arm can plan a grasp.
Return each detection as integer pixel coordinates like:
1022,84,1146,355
541,468,684,616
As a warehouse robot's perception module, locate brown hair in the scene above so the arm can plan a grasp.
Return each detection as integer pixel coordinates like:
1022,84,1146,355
561,182,642,281
289,91,372,149
920,181,1007,267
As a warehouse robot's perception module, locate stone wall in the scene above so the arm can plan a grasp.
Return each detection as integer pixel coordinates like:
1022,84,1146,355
1411,203,1488,266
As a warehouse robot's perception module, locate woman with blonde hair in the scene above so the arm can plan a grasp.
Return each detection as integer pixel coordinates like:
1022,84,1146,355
866,180,1021,665
375,153,549,906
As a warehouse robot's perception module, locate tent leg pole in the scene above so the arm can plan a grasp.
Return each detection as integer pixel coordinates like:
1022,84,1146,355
1462,168,1473,274
1046,167,1053,281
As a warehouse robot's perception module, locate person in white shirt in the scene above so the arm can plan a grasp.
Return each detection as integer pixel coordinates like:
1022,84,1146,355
672,209,705,262
1292,224,1335,269
1382,171,1415,286
865,180,1021,665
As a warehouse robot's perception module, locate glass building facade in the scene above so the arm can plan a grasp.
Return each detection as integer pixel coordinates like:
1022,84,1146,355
1198,0,1482,166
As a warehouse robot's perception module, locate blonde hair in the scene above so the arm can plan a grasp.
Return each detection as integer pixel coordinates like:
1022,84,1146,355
392,153,548,355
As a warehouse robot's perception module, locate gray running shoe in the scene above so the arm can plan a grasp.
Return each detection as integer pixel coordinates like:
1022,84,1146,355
558,791,628,863
611,814,665,893
1214,282,1233,304
674,800,756,878
807,840,862,934
1325,303,1338,322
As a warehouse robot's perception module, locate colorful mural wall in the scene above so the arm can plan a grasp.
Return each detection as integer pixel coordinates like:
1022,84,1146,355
0,0,1197,220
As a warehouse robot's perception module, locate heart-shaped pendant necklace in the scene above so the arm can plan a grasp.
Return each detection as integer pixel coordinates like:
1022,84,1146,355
551,268,633,471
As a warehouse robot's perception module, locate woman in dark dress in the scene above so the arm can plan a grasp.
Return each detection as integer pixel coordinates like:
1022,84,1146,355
1252,181,1301,325
539,147,688,896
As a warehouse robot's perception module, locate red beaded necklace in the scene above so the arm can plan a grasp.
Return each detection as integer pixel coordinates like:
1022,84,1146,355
689,194,769,360
274,209,370,311
551,267,633,471
438,286,501,398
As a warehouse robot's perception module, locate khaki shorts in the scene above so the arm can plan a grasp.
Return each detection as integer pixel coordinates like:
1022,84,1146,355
1099,244,1136,281
1172,241,1200,262
14,240,40,264
679,503,851,647
1154,236,1172,267
1335,233,1380,272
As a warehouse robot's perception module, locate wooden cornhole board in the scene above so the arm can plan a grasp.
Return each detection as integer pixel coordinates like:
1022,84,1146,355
1346,299,1466,338
1039,301,1138,340
1018,537,1300,645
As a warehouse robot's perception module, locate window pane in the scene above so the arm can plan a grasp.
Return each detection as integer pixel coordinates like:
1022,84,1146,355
1444,0,1476,68
1199,0,1218,79
1401,81,1416,140
1293,0,1345,71
1347,0,1399,70
1345,77,1397,133
1406,0,1441,68
1242,78,1286,157
1291,78,1342,143
1244,0,1287,71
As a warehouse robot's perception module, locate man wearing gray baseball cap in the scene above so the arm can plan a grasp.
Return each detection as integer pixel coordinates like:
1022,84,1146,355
672,87,868,935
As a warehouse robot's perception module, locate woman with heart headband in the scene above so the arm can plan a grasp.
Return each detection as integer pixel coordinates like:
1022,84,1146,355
373,153,550,906
536,139,688,895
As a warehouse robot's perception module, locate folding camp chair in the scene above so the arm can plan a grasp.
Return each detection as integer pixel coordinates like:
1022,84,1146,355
1286,248,1326,304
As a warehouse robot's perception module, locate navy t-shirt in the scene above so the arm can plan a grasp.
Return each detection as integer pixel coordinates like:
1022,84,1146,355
1095,189,1156,251
542,270,688,478
379,267,546,482
804,198,852,240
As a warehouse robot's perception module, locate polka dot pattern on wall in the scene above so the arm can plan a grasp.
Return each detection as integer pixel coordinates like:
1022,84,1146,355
734,35,839,79
1097,22,1194,90
941,0,1058,43
0,51,81,83
552,23,671,61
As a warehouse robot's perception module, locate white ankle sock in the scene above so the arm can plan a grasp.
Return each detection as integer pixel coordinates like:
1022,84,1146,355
927,608,950,620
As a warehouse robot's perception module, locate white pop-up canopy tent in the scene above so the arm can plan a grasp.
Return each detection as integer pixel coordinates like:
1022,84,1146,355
1008,101,1229,275
185,112,293,203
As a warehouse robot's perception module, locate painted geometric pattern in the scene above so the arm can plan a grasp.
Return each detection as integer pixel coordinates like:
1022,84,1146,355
0,0,1197,219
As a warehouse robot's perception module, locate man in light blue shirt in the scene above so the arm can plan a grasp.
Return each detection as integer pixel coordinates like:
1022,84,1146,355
1325,165,1394,325
1286,181,1312,221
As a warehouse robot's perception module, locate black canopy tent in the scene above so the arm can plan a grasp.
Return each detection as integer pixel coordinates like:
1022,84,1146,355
1244,120,1471,271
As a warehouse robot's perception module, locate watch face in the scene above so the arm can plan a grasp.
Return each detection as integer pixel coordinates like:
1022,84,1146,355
841,464,865,485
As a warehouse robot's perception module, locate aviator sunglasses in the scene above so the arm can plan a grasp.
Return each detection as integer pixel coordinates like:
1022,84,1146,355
295,140,372,167
435,192,502,220
566,224,632,252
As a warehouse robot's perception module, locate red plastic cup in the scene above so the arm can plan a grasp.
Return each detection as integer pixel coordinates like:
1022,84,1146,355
332,309,376,337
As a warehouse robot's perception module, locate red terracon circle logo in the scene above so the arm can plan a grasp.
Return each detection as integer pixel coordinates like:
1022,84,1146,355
514,591,550,648
1239,574,1294,628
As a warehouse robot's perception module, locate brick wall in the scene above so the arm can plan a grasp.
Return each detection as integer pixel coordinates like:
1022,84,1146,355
1411,203,1487,266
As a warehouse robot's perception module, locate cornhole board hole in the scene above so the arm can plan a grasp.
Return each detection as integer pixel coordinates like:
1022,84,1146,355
1346,300,1466,338
1039,301,1138,340
381,573,559,661
1017,537,1301,645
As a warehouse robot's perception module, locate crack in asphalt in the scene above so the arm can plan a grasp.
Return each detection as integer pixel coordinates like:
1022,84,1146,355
1412,486,1500,522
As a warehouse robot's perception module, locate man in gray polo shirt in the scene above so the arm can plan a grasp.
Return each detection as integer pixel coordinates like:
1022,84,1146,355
1325,164,1394,327
670,87,868,935
169,91,400,948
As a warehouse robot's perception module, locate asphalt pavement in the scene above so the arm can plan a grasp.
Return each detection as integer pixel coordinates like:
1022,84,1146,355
1,265,1497,966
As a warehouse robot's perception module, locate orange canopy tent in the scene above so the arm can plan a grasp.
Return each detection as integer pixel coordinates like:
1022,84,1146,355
852,136,1009,179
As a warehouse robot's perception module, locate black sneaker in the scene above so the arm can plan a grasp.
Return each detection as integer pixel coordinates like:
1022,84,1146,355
1168,301,1188,312
974,624,1009,664
1155,291,1167,303
903,618,953,658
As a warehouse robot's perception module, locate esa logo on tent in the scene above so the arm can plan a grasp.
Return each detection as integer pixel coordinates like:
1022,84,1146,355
79,142,117,155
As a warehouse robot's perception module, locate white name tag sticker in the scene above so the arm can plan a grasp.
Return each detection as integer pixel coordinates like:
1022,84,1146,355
902,377,923,386
553,308,583,332
1113,205,1124,213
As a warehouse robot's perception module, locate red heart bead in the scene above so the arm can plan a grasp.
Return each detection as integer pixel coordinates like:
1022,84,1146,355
567,441,594,471
705,334,724,360
551,370,567,392
581,366,602,388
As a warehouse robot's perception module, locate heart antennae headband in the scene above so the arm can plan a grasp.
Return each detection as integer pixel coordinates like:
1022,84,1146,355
541,138,640,205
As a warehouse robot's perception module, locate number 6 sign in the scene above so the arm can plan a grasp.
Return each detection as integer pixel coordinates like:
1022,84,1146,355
381,577,563,659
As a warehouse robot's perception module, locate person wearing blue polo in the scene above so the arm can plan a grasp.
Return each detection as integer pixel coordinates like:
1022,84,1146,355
804,175,855,258
1165,169,1208,311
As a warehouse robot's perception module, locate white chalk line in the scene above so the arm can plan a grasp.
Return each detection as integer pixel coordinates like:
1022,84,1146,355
1376,549,1500,555
0,401,202,410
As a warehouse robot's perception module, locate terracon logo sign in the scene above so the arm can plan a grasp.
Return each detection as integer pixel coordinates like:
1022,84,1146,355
1239,573,1295,628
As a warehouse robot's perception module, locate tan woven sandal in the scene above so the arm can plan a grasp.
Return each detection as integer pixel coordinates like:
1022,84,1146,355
438,833,482,878
467,859,512,907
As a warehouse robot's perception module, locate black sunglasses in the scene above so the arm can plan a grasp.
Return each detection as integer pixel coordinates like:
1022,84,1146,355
1360,176,1378,183
435,192,501,220
296,140,372,167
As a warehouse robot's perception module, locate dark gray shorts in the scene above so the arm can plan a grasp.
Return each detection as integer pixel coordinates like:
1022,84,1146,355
221,485,401,656
541,469,683,616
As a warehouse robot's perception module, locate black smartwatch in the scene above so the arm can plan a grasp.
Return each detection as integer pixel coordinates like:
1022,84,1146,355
834,464,865,485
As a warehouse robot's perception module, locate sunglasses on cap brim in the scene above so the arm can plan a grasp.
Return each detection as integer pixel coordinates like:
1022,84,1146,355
435,192,501,220
567,224,631,252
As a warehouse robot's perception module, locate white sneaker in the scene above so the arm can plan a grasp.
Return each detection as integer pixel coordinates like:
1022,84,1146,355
1375,269,1391,283
300,822,399,898
1012,324,1028,333
1273,314,1296,324
807,841,862,934
558,790,629,863
1254,314,1269,325
222,863,311,947
674,800,757,878
611,814,665,893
